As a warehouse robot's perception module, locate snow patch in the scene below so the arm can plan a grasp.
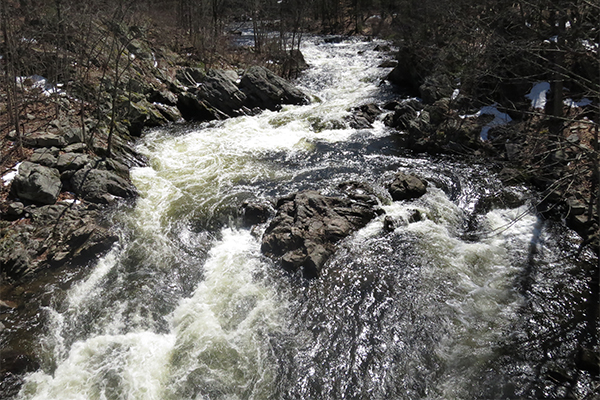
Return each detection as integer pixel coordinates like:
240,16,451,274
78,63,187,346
460,105,512,141
564,98,592,108
3,163,21,186
581,40,599,54
525,82,550,110
17,75,64,97
451,89,460,100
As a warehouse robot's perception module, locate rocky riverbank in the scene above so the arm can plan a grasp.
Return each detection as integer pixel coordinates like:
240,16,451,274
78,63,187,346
0,28,311,396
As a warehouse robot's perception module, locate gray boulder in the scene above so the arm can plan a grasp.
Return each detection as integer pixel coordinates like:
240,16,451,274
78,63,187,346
388,172,427,201
198,69,247,117
22,133,65,148
261,190,381,278
29,148,58,167
12,161,62,205
154,103,182,122
71,166,137,204
240,66,309,111
56,153,92,172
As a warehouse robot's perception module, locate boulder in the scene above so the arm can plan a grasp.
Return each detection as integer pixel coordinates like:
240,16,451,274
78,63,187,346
198,69,247,117
148,89,178,106
177,91,222,121
62,127,84,145
56,153,92,172
71,165,137,204
154,103,182,122
240,200,273,226
125,99,168,136
12,161,62,205
240,66,309,111
22,132,66,148
29,148,58,167
347,103,382,129
261,190,381,278
176,67,206,87
388,172,427,201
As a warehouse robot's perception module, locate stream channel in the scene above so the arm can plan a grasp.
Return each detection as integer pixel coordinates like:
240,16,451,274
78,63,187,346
14,36,599,399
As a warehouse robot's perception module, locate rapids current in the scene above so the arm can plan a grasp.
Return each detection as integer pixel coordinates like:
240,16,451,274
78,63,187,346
16,37,598,399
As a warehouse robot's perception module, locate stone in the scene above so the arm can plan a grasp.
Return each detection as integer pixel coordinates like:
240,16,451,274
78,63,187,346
154,103,182,122
56,153,92,172
177,91,220,121
7,202,25,217
125,99,168,136
419,74,453,105
29,148,58,167
388,172,427,201
12,162,62,205
261,190,381,278
566,197,587,216
347,103,382,129
71,166,137,204
176,67,206,87
148,89,178,106
240,201,273,226
63,143,87,153
198,69,247,117
63,127,84,145
240,66,309,111
22,133,65,148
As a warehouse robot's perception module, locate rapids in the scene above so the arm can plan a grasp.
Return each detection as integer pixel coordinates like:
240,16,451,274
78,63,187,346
15,37,598,400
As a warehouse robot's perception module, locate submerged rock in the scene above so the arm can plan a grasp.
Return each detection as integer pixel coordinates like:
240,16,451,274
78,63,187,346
261,190,381,279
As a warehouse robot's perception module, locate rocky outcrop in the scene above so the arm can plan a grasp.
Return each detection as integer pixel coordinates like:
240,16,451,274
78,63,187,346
0,203,118,281
12,162,62,205
174,66,309,121
240,66,310,111
261,190,381,279
388,172,428,201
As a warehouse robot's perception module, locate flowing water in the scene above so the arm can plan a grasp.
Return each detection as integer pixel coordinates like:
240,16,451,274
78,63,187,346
15,37,598,399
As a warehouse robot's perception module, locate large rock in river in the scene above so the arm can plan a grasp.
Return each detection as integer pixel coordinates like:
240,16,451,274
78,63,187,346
240,66,309,111
261,190,381,279
388,172,427,201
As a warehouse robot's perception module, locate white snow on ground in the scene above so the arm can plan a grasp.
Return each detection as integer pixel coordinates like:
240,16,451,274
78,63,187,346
564,98,592,108
581,40,599,54
2,163,21,186
451,89,460,100
460,105,512,141
525,82,550,109
17,75,64,97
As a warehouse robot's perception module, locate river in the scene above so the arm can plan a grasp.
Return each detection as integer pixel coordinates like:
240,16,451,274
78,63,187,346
15,36,598,400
